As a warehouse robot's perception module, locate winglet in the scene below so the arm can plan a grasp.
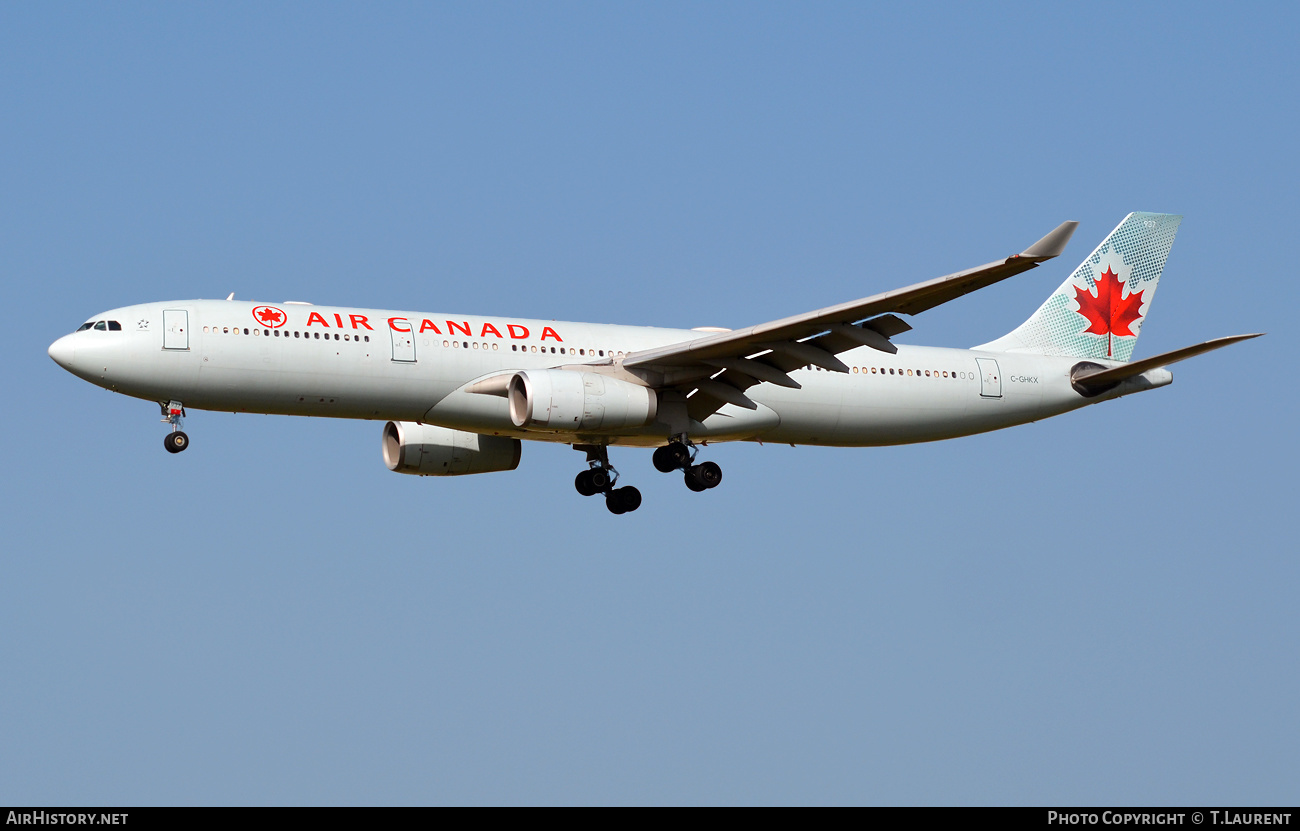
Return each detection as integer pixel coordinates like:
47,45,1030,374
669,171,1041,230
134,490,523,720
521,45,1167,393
1019,221,1079,260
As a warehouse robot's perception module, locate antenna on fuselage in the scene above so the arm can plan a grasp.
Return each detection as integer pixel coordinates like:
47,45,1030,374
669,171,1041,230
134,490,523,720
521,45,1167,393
226,293,235,301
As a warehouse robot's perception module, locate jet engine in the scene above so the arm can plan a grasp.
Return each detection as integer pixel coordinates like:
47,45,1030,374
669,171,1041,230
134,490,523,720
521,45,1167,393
507,370,657,432
382,421,521,476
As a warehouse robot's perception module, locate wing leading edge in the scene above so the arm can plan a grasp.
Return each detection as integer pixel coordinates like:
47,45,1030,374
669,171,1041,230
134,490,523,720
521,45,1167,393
623,220,1079,419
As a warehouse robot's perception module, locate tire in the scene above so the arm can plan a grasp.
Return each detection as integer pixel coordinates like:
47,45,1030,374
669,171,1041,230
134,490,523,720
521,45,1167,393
164,431,189,454
616,486,642,512
697,461,722,489
684,468,708,492
589,468,611,491
575,469,598,496
652,445,678,473
605,486,641,514
668,442,692,468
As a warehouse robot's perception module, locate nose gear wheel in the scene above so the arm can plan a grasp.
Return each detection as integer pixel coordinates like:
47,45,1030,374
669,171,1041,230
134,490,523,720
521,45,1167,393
159,400,190,453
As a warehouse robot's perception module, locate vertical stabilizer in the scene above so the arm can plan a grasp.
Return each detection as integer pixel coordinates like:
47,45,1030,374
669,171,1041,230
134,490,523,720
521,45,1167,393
977,212,1182,361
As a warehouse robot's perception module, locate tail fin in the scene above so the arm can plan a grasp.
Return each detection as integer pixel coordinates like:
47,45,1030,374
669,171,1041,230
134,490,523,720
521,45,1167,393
977,212,1182,361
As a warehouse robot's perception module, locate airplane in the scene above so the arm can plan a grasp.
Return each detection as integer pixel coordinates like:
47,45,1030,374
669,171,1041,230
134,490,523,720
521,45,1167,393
48,212,1260,515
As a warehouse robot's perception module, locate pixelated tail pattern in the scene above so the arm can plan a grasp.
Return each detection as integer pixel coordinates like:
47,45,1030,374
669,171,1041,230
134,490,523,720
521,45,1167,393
980,212,1182,362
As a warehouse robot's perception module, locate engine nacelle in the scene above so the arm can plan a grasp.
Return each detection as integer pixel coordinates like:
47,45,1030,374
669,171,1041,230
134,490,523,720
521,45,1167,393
508,369,657,432
382,421,521,476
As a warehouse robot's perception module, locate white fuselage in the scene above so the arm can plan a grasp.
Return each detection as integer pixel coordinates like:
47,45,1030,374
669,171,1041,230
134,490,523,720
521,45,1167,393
49,299,1165,448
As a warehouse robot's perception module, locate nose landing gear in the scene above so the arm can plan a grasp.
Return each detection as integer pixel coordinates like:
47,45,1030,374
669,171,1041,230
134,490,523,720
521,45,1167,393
652,437,722,492
573,444,642,514
160,400,189,454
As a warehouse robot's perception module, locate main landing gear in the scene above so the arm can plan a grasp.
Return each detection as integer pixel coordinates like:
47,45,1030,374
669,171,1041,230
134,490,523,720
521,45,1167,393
572,438,721,514
160,400,189,454
573,445,642,515
652,438,722,493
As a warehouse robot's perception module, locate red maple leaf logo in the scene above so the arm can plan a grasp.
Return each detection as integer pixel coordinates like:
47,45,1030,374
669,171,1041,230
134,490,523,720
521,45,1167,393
253,305,286,327
1073,265,1143,357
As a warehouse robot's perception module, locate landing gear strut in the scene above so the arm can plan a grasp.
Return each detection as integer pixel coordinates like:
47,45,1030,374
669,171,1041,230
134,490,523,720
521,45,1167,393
653,437,722,492
573,444,641,514
160,400,189,454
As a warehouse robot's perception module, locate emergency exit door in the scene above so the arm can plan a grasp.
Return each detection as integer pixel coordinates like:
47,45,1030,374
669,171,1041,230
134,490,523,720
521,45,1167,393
975,358,1002,398
162,310,189,350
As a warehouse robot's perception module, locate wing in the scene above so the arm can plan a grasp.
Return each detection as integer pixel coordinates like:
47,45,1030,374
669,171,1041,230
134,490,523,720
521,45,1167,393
623,220,1079,420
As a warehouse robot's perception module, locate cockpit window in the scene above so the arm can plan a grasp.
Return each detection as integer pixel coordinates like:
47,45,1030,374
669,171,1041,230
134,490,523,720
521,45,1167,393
76,320,122,332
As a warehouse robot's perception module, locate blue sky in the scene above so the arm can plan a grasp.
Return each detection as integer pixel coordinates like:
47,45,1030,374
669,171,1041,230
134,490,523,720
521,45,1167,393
1,3,1295,805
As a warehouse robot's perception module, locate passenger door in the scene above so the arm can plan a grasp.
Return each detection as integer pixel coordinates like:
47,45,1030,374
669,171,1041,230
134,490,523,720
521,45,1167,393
391,325,416,362
162,310,189,350
975,358,1002,399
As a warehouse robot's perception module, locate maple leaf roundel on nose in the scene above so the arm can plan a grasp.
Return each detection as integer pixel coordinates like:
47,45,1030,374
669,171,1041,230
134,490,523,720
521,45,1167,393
252,305,287,328
1073,265,1144,356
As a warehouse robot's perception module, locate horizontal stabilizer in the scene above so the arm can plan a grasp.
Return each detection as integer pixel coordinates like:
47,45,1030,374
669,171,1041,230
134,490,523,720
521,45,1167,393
1071,333,1263,395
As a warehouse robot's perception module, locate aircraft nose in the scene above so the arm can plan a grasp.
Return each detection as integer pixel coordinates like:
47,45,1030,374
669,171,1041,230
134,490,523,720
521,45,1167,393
48,334,76,369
